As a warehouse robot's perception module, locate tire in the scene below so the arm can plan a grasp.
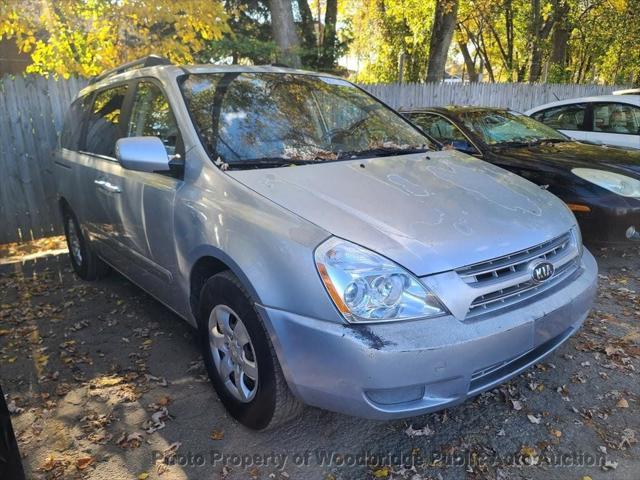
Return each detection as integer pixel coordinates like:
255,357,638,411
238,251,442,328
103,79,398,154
198,271,303,430
62,208,109,280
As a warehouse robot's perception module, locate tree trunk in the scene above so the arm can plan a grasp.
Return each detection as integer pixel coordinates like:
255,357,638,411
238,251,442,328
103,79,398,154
319,0,338,69
550,25,570,66
267,0,302,67
548,1,570,80
427,0,459,82
297,0,318,67
458,38,478,82
528,0,543,82
425,0,459,82
528,0,556,82
298,0,317,53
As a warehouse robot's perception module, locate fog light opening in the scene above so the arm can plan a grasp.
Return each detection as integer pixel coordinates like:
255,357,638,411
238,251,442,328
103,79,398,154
626,226,640,241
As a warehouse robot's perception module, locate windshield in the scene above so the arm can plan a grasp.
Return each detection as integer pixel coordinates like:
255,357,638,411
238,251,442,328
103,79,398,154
457,110,568,145
180,72,431,168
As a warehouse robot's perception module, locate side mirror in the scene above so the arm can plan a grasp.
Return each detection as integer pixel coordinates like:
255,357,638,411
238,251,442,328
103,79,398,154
115,137,170,173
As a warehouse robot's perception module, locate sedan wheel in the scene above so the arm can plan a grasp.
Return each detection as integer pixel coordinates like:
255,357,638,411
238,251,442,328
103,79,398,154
66,217,83,266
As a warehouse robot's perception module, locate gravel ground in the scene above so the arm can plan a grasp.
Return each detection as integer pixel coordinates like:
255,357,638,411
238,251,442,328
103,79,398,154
0,246,638,480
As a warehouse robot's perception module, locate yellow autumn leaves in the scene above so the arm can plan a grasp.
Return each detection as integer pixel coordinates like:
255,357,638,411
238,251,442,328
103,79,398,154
0,0,230,78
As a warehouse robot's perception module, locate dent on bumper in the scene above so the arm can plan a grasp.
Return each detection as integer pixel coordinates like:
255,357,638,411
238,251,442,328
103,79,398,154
257,250,598,419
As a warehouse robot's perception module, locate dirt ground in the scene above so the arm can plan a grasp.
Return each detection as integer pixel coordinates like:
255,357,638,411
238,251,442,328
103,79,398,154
0,245,638,480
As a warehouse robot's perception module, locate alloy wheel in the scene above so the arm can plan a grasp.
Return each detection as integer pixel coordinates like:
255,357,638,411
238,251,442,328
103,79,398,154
208,304,259,403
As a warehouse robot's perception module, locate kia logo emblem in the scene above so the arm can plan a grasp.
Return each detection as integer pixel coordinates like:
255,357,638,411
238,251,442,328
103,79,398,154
530,261,554,283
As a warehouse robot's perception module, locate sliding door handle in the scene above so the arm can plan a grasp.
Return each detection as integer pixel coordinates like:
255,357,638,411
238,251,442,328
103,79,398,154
94,179,122,194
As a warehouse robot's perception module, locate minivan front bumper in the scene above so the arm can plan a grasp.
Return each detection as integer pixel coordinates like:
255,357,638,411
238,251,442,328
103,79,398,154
257,249,597,419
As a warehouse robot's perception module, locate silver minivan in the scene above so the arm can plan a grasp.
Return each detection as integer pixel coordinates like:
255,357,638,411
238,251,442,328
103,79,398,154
55,56,598,430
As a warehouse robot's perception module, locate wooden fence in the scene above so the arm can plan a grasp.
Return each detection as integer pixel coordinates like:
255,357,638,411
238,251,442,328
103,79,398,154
0,76,627,245
0,76,87,244
363,82,625,111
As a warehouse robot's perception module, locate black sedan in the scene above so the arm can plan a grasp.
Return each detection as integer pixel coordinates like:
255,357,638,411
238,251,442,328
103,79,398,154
404,107,640,245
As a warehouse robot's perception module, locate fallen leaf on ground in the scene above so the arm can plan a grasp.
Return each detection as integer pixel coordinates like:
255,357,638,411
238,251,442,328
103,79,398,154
210,429,224,440
519,446,539,465
404,424,433,437
143,407,169,434
76,456,95,470
372,466,390,478
6,398,23,414
117,432,144,449
527,414,541,424
619,428,637,449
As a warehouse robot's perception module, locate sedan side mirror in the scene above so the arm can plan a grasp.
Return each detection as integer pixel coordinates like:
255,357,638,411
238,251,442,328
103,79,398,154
116,137,170,173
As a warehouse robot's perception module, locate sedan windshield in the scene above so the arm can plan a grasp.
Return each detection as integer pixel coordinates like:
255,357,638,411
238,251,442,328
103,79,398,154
458,110,568,146
180,72,431,169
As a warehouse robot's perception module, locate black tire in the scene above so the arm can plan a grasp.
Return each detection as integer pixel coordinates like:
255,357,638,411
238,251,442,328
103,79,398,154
62,208,109,280
198,271,303,430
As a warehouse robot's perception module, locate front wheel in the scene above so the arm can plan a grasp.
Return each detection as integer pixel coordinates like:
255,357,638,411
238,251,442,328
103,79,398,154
62,208,109,280
198,271,302,430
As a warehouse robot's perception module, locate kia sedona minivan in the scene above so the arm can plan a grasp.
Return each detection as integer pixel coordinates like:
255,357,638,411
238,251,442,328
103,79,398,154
55,56,598,430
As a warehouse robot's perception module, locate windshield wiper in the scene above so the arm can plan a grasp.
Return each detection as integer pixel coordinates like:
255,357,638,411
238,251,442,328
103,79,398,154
494,138,567,148
337,146,430,160
528,138,567,144
223,157,327,170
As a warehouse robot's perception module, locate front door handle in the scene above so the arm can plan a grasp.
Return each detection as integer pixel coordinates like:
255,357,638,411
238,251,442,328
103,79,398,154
94,179,122,194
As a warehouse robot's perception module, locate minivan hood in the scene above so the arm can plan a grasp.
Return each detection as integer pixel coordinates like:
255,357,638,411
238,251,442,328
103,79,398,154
228,151,576,276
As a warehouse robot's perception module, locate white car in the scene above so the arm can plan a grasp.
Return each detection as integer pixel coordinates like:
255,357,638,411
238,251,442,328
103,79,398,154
613,88,640,96
526,95,640,150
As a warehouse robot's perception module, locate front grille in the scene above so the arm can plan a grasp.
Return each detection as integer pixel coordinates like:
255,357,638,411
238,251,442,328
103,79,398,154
457,231,581,317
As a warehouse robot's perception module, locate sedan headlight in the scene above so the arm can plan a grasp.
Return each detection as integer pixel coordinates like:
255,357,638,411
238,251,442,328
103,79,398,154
572,168,640,198
315,237,448,323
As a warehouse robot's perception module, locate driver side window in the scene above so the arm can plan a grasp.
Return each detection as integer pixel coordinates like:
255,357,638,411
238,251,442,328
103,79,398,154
128,82,180,156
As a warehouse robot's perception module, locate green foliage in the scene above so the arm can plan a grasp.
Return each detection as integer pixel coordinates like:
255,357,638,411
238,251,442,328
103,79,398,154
198,0,276,65
347,0,640,85
350,0,436,83
0,0,229,77
1,0,637,85
547,64,572,83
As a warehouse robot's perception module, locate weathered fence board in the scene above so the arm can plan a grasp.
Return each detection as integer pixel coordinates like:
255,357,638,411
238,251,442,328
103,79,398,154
0,76,627,244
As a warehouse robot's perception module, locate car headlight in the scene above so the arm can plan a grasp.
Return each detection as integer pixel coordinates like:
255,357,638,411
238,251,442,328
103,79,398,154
572,168,640,198
315,237,448,323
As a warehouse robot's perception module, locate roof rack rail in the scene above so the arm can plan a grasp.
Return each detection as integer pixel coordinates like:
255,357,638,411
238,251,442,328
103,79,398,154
89,55,172,84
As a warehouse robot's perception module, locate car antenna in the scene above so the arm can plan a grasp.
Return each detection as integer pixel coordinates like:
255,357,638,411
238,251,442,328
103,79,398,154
552,93,560,101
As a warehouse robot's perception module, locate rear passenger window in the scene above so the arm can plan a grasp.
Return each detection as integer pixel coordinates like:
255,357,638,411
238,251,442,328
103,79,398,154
84,85,128,157
532,104,586,131
60,95,92,151
592,103,640,135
